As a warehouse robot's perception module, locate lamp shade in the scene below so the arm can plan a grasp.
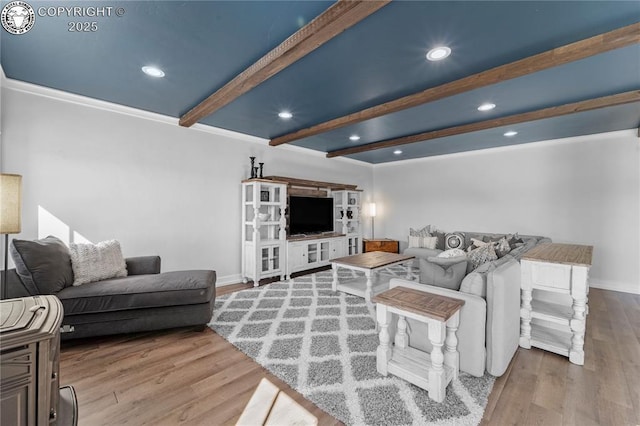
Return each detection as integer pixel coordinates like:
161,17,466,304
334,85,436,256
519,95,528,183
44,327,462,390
369,202,377,217
1,174,22,234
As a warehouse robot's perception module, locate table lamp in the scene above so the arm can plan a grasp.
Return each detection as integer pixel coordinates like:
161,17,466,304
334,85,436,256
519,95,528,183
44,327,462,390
1,174,22,300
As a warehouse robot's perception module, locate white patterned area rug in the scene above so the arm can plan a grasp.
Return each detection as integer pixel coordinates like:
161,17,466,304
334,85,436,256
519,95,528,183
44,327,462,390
209,270,495,426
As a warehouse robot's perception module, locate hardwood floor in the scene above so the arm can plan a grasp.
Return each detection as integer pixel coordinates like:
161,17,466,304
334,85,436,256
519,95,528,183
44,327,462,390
59,286,639,425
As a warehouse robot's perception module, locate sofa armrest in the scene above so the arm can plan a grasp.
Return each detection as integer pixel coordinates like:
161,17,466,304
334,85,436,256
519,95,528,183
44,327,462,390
387,278,487,377
125,256,161,275
485,257,521,376
2,269,36,298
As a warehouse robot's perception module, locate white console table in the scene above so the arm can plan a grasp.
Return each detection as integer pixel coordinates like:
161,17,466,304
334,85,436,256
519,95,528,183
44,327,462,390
519,243,593,365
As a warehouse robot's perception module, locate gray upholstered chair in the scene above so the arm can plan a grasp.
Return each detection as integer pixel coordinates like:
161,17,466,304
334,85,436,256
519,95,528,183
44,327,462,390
418,255,468,290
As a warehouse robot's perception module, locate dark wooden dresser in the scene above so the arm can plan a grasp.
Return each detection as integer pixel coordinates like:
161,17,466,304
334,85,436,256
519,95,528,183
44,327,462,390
363,238,399,254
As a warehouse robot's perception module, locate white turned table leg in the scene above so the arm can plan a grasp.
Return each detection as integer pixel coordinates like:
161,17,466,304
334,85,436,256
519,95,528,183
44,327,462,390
395,315,408,348
364,269,373,302
569,266,588,365
428,321,446,403
376,305,392,376
519,287,533,349
405,261,412,280
444,311,460,380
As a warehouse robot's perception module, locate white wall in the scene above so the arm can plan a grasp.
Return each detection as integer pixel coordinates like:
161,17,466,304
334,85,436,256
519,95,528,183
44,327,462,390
373,131,640,294
1,80,373,285
3,79,638,294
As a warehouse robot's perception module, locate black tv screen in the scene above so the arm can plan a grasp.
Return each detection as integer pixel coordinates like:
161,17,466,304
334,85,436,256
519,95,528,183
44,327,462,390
289,196,333,235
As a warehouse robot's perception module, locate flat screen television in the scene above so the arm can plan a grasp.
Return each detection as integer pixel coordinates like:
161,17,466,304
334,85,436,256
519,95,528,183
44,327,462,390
289,196,333,235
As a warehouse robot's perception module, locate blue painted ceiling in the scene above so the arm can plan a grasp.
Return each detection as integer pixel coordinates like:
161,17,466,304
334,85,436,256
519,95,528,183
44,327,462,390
2,1,639,163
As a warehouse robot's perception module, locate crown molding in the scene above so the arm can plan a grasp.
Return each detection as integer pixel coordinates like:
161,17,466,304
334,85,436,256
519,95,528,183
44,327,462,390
2,76,269,144
1,76,372,167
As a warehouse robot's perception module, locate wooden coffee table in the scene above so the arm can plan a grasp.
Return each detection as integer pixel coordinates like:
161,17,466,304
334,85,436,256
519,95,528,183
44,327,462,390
373,286,465,403
331,251,414,302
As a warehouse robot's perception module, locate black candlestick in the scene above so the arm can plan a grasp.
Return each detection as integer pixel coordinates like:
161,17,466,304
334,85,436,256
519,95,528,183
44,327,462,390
259,163,264,179
249,157,256,178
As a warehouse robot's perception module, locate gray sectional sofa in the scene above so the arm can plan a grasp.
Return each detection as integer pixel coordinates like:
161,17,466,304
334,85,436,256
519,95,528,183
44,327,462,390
5,238,216,340
394,231,550,377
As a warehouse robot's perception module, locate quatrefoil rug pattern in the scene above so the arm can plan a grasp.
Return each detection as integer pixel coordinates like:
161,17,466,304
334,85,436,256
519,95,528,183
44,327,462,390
209,270,494,425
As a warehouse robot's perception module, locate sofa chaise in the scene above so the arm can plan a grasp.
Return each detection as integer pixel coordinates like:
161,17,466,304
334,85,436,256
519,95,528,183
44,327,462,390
5,237,216,340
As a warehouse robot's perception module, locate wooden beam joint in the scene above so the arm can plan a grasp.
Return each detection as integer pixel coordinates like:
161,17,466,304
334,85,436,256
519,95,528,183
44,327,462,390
179,0,390,127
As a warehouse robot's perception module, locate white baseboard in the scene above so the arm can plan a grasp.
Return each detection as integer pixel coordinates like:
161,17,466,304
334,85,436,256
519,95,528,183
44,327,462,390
589,279,639,295
216,273,244,287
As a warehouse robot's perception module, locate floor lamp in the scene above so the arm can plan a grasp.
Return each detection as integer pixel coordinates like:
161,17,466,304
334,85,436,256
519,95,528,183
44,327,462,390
1,174,22,300
369,202,376,239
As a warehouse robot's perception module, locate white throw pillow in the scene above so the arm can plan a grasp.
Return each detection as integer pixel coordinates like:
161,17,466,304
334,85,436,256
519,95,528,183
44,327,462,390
408,235,437,249
70,240,127,286
437,248,466,258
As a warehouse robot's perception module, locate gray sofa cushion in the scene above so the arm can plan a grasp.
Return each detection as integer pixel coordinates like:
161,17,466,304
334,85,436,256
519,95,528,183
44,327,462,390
419,256,467,290
57,270,216,316
126,256,161,275
459,254,514,298
10,236,74,294
403,247,443,260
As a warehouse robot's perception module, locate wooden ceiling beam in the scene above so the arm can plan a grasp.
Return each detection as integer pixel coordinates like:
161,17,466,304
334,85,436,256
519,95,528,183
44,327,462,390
271,22,640,146
179,0,390,128
326,91,640,158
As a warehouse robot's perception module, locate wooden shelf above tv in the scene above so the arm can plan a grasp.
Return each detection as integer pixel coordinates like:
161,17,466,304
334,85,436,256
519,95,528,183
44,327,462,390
261,176,359,191
287,232,345,242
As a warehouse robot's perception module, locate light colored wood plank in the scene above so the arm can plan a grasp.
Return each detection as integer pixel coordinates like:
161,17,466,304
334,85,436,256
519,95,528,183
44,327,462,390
522,243,593,266
326,91,640,157
179,0,390,127
523,403,564,426
332,251,414,269
532,352,569,414
271,23,640,146
373,286,465,322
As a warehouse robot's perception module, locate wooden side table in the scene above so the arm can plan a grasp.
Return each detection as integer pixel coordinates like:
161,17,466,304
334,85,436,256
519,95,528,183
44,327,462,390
519,243,593,365
373,286,464,402
363,238,399,254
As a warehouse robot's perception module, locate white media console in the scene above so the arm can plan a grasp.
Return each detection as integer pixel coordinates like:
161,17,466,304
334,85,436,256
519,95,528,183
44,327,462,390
241,177,363,285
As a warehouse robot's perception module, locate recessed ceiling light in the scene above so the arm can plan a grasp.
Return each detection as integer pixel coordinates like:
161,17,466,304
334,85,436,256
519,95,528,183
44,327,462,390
393,149,403,155
349,135,361,141
477,103,496,112
141,66,165,78
426,46,451,61
504,131,518,137
278,111,293,119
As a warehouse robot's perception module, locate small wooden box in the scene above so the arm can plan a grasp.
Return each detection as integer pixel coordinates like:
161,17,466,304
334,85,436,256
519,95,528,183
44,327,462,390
363,239,399,254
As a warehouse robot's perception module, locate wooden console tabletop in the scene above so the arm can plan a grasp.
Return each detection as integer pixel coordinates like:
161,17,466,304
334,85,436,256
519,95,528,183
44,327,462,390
522,243,593,266
373,286,465,322
332,251,414,269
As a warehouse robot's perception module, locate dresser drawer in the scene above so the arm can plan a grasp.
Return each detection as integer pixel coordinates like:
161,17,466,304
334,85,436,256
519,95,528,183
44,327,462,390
1,346,36,383
363,239,399,254
527,261,572,291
